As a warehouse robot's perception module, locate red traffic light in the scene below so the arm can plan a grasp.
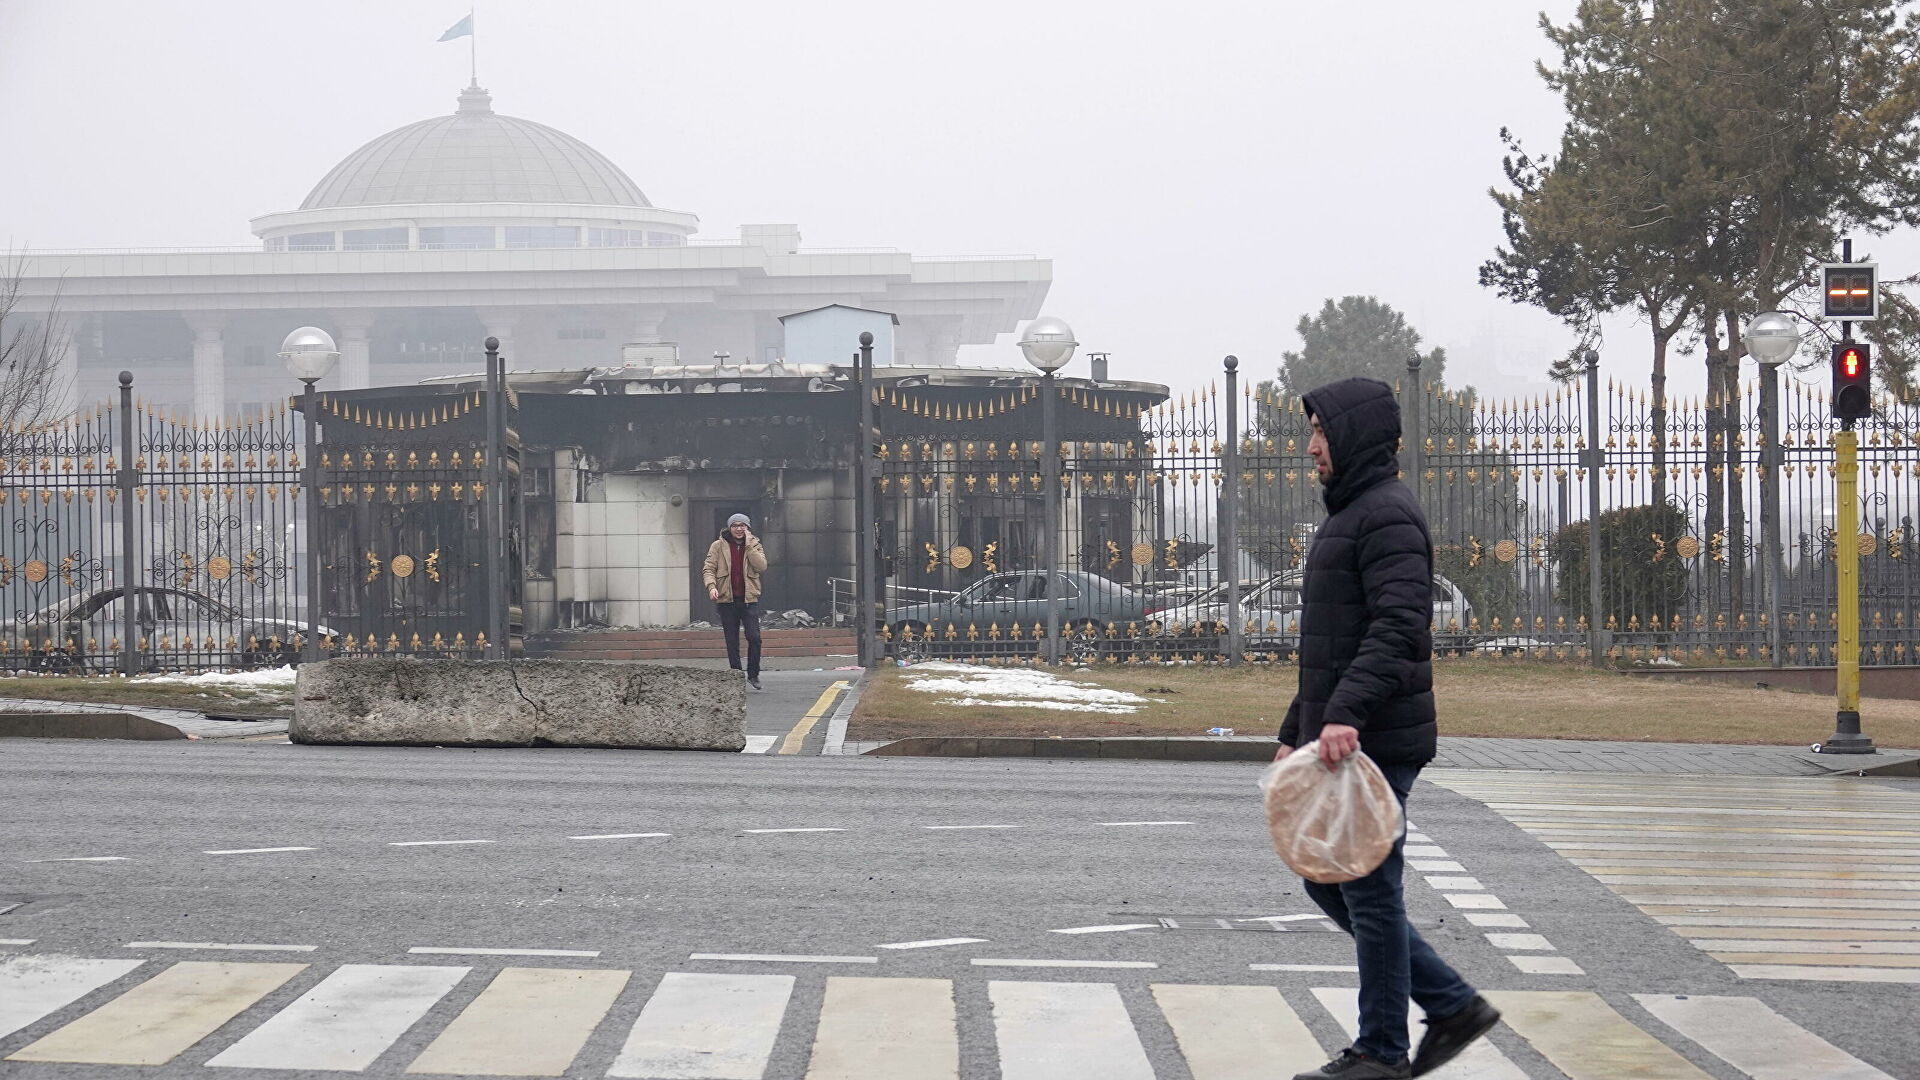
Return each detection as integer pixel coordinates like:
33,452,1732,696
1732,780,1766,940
1831,342,1872,421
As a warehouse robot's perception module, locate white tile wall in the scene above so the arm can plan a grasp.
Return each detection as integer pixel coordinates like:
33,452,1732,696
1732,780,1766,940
608,567,642,601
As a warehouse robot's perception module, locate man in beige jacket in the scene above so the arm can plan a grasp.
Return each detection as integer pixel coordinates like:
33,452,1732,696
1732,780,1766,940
702,513,768,689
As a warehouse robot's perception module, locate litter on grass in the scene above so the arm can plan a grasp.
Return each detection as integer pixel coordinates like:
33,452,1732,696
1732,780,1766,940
901,662,1152,714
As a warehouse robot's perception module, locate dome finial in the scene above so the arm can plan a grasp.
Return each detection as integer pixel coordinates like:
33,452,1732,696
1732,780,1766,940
457,83,493,116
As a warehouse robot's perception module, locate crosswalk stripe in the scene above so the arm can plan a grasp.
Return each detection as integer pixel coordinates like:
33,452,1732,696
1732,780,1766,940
1152,983,1325,1080
988,980,1155,1080
608,971,794,1079
1688,938,1920,954
206,963,468,1071
0,955,144,1041
8,960,303,1066
803,976,956,1080
1726,964,1920,983
404,966,628,1077
1310,986,1527,1080
1632,993,1897,1080
1483,990,1714,1080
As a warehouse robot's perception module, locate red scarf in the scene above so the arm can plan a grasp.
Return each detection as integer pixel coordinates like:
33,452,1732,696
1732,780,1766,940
729,536,746,600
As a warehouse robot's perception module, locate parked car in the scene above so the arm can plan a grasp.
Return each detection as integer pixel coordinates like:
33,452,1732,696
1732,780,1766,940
885,570,1153,658
0,586,330,674
1147,571,1473,657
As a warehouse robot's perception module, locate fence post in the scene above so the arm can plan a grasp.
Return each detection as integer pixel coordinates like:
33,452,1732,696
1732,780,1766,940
482,336,505,659
117,372,139,676
1584,349,1606,668
1222,356,1241,666
855,333,877,669
1402,353,1424,504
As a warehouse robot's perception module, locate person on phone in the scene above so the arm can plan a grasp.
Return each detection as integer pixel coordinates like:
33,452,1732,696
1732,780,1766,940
702,513,767,690
1278,377,1498,1080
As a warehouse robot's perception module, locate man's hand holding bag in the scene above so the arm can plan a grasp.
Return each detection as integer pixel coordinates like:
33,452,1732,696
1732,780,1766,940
1258,739,1403,884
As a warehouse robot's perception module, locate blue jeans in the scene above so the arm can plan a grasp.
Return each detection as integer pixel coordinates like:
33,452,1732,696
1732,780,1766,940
1301,761,1477,1065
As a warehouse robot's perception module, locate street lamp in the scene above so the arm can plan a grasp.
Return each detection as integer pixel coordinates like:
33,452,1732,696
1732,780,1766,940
1747,312,1798,674
1020,317,1077,663
281,327,339,664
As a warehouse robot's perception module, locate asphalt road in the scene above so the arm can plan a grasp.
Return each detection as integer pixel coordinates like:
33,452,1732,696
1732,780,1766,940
1,739,1914,1078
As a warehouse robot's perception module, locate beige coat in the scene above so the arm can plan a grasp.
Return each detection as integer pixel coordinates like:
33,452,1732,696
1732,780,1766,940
702,533,767,603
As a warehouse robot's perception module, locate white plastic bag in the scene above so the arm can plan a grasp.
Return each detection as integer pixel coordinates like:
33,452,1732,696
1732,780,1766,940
1258,740,1404,884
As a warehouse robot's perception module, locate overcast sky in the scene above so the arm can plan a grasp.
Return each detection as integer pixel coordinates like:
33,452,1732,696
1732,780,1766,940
4,0,1911,400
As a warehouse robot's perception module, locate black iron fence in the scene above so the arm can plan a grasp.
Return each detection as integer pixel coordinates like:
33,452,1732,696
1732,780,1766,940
873,357,1920,667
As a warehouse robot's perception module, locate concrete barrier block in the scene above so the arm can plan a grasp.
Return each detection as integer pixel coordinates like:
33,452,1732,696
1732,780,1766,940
291,659,745,750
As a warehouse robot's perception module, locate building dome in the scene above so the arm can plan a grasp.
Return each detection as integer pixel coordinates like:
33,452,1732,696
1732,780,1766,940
299,84,650,210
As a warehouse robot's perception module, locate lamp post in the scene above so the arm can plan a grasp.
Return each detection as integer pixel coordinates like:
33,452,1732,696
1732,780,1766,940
1746,312,1798,671
1020,317,1077,663
280,327,340,664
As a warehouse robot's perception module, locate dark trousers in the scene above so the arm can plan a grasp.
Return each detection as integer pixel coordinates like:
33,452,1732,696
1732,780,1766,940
1300,761,1477,1065
717,601,761,679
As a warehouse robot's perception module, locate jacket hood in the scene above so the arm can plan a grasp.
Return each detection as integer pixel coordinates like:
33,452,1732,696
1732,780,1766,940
1302,377,1402,513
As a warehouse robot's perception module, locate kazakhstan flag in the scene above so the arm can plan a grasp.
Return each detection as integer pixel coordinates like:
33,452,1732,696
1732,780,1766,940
438,13,473,41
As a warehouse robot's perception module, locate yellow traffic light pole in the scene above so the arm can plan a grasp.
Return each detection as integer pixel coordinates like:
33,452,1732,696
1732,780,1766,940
1823,394,1875,754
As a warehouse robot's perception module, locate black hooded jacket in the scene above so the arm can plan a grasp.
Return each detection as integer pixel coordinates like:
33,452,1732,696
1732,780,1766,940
1276,377,1437,765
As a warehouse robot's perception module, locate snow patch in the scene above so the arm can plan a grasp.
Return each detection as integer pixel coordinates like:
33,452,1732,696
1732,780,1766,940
134,666,296,688
902,662,1149,713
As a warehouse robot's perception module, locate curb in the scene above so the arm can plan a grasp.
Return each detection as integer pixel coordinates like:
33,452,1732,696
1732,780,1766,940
860,735,1272,761
0,696,288,741
821,671,866,756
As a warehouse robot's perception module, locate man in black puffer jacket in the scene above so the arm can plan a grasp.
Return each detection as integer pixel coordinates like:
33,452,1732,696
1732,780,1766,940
1279,378,1498,1080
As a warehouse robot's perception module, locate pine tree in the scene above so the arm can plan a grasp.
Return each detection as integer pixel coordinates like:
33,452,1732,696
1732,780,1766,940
1272,296,1447,398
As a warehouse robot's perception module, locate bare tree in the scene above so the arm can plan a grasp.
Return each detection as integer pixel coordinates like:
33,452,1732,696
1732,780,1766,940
0,253,69,431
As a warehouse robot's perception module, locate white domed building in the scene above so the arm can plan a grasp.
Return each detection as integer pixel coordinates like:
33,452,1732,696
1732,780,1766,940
25,83,1051,417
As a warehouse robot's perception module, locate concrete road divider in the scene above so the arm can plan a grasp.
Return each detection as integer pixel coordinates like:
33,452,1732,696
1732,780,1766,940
292,659,745,751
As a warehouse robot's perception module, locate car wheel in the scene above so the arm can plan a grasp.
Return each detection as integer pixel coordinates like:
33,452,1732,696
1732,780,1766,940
892,622,931,663
29,649,87,675
241,644,300,669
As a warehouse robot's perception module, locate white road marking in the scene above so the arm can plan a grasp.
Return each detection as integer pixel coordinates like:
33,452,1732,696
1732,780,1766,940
742,735,778,754
30,856,127,862
988,980,1156,1080
1656,914,1920,930
126,942,316,953
1404,845,1448,857
1409,859,1466,872
1249,964,1359,973
1425,875,1484,890
805,976,958,1080
1313,986,1529,1080
408,966,630,1077
208,964,468,1070
0,955,144,1041
921,824,1023,830
1405,833,1433,843
609,971,793,1079
0,939,34,946
202,847,314,855
1621,893,1920,910
1464,913,1530,928
1486,989,1714,1080
972,959,1158,969
742,828,846,834
876,938,988,950
690,953,877,964
1633,993,1898,1080
1485,933,1554,951
388,839,496,847
1444,893,1507,910
12,960,305,1066
1727,964,1920,983
1235,914,1330,923
1048,924,1156,935
570,832,670,840
408,946,601,958
1507,954,1585,974
1098,820,1193,826
1153,983,1327,1080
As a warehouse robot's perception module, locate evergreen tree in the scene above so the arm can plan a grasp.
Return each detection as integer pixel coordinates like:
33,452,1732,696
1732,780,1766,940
1273,296,1447,397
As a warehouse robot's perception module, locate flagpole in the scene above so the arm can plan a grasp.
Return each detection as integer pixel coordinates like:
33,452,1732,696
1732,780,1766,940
470,8,477,84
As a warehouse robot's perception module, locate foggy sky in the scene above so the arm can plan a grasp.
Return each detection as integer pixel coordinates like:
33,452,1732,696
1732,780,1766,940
4,0,1911,402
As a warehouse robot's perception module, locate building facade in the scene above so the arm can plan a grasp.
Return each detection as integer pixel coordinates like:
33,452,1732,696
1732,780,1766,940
12,83,1051,420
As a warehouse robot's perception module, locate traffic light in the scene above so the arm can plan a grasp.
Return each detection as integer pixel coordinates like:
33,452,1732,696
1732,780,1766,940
1832,342,1872,421
1822,263,1878,320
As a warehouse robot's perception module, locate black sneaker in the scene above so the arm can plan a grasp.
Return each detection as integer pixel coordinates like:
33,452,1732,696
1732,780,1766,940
1291,1048,1411,1080
747,677,763,691
1412,994,1500,1077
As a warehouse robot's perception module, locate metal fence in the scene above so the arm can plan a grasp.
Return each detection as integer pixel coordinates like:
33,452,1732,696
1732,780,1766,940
872,357,1920,666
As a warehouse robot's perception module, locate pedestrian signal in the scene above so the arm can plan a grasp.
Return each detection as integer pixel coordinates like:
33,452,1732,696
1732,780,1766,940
1831,342,1872,421
1822,263,1877,320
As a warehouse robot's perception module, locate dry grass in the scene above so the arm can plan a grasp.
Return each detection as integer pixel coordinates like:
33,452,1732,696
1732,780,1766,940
850,659,1920,748
0,676,292,717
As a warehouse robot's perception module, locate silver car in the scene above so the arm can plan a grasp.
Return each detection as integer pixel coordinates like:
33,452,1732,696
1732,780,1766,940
1146,572,1473,657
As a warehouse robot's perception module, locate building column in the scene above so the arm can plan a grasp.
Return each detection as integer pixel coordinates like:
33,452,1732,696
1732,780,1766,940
920,317,963,367
334,311,375,390
49,317,81,417
185,312,228,420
